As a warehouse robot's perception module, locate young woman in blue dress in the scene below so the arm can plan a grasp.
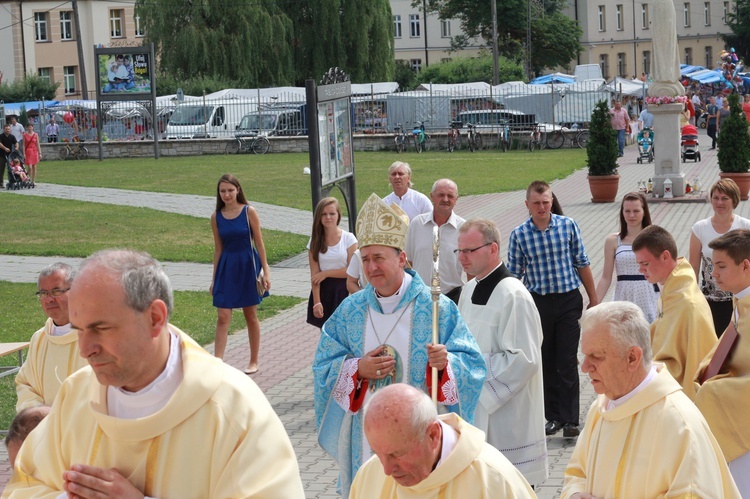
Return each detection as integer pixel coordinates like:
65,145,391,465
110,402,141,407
210,174,270,374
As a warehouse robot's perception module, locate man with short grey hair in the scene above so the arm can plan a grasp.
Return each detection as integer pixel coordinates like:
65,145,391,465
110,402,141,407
15,262,87,411
351,383,535,498
6,249,304,498
382,161,432,222
406,178,467,304
562,301,739,498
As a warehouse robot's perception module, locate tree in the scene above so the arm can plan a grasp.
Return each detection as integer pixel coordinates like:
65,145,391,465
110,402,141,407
419,53,524,83
586,100,619,176
724,0,750,64
420,0,581,73
135,0,295,88
281,0,395,84
717,93,750,173
0,73,60,102
394,60,418,90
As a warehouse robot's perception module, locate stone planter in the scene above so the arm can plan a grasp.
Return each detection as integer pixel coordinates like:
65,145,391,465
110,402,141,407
588,174,620,203
719,172,750,201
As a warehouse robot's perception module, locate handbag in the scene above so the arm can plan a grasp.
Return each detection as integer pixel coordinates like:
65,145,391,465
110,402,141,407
246,209,268,297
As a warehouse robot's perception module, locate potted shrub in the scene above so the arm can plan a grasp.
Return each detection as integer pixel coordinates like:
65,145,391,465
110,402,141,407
587,100,620,202
717,92,750,200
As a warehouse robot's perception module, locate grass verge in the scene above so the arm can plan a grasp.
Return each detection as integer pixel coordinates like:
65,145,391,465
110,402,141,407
35,149,585,211
0,281,303,430
0,196,308,264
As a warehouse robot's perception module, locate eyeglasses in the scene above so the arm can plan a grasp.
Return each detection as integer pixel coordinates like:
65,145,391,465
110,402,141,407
36,288,70,300
454,242,492,255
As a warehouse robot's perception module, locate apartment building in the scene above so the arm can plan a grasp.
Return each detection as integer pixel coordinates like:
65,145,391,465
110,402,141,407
564,0,733,80
390,0,483,71
1,1,144,100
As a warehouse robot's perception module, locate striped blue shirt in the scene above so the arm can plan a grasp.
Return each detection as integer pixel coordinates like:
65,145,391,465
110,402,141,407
507,214,591,295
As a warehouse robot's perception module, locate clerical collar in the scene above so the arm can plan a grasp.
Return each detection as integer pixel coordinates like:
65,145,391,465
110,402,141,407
475,262,504,283
50,322,73,337
107,329,184,419
434,420,457,469
471,262,513,305
606,364,658,411
735,285,750,300
376,273,412,314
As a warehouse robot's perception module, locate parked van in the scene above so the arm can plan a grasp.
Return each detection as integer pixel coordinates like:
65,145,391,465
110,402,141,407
456,109,536,131
235,107,307,136
165,99,258,139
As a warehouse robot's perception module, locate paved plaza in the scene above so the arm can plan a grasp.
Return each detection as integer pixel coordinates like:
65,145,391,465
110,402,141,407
1,132,741,497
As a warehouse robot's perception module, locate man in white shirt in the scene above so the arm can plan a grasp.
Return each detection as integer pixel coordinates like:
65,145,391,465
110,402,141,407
382,161,432,222
8,116,24,156
406,178,467,303
5,249,304,498
45,118,59,143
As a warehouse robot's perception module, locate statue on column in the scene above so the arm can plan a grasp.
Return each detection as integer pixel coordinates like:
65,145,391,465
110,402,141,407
649,0,685,97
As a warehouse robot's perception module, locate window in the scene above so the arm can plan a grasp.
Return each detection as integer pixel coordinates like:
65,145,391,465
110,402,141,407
642,4,649,28
34,12,48,42
598,5,606,31
685,47,693,65
684,3,691,27
704,2,711,25
134,15,144,37
110,9,123,38
393,15,402,38
724,1,729,23
617,52,627,76
600,54,609,80
616,4,624,30
63,66,77,94
440,20,451,38
38,67,51,83
643,51,651,75
705,46,713,67
410,14,420,37
410,59,422,72
60,11,73,40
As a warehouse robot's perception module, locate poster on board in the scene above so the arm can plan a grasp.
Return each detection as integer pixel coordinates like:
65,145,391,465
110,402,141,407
97,52,151,96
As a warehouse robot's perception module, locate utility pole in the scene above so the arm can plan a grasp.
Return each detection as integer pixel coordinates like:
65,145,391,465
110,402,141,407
491,0,499,85
72,0,88,99
423,0,429,67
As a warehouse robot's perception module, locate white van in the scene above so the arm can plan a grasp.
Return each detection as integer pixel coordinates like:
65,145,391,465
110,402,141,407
165,99,258,139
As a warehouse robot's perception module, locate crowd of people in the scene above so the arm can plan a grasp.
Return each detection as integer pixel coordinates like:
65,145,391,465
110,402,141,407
4,162,750,498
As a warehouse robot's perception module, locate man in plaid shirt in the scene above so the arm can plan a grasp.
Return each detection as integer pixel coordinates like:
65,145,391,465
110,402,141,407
507,180,598,438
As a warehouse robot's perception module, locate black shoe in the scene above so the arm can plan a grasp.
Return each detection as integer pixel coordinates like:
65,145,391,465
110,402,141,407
563,423,580,438
545,421,562,435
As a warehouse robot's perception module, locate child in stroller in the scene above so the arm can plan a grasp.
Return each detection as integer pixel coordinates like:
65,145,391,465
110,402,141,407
681,124,701,162
636,127,654,164
6,153,33,189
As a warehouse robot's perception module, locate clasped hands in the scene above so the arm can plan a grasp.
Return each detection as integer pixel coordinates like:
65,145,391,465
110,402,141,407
63,464,143,499
357,343,448,380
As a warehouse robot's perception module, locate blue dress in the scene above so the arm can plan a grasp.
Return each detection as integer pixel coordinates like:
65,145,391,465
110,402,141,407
213,205,265,309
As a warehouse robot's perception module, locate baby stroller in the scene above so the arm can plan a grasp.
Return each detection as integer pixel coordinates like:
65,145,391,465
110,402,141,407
681,124,701,162
5,151,33,190
636,127,654,164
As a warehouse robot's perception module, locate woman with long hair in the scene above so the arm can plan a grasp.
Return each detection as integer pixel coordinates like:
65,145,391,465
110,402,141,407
307,197,357,328
22,123,41,185
689,178,750,336
595,192,659,322
210,174,270,374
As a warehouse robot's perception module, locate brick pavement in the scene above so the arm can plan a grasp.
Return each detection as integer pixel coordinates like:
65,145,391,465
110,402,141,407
1,132,740,497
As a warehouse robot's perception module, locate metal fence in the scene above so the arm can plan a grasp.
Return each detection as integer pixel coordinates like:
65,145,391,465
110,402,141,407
15,81,621,144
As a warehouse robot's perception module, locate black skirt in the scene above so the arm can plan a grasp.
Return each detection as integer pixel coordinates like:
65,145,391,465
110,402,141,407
306,277,349,328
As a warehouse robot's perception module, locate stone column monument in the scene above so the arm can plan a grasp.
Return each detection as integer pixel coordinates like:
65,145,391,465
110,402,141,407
648,0,686,197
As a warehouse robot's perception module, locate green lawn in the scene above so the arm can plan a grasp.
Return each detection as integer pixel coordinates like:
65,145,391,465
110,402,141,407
0,281,303,429
36,149,585,211
0,195,308,263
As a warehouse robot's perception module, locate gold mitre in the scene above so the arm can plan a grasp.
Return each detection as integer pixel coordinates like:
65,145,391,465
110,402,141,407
356,193,410,250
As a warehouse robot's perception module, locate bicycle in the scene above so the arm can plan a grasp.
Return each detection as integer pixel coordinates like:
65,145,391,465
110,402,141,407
498,120,510,152
225,133,271,155
394,123,407,153
545,127,589,149
446,121,462,152
466,123,483,152
527,124,546,152
58,137,89,160
412,121,430,153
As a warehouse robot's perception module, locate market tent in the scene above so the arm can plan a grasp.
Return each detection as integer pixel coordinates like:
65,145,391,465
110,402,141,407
530,73,576,85
415,82,491,95
351,82,399,95
3,100,60,116
605,77,649,96
687,69,726,84
680,65,705,76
